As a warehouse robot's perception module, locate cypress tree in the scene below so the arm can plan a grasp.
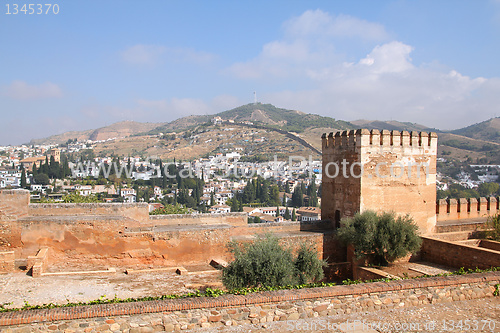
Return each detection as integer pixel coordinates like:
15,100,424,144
284,206,291,220
20,165,27,188
231,197,239,212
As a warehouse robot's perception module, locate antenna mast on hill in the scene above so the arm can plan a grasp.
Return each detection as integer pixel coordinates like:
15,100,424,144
254,91,257,104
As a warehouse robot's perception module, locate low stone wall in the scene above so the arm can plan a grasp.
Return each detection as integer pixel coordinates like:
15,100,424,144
0,251,15,272
354,266,395,281
420,236,500,270
434,220,488,233
429,230,485,242
27,247,49,277
0,271,498,328
480,239,500,252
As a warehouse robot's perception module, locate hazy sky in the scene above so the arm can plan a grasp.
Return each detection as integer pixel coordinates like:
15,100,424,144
1,0,500,145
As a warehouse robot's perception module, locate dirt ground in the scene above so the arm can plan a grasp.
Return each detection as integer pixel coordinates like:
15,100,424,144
0,261,457,310
0,265,222,309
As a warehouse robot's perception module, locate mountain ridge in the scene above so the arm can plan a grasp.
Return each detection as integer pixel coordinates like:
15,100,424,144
27,103,500,163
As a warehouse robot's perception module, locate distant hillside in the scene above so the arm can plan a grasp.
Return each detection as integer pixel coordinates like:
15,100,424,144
28,104,500,164
30,121,163,145
146,115,212,135
216,103,353,133
88,121,161,141
452,117,500,144
146,103,353,135
351,120,434,133
29,129,95,145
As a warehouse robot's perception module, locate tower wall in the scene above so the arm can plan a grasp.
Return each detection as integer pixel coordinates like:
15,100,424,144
322,129,437,234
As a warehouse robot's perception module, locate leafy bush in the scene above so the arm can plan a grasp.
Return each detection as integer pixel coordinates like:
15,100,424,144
61,193,101,203
294,243,326,284
222,234,326,290
337,211,422,266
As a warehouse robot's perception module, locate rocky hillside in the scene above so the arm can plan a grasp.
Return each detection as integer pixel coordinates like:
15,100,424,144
452,117,500,144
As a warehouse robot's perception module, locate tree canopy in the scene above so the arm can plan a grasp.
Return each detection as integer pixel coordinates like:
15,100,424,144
337,211,422,266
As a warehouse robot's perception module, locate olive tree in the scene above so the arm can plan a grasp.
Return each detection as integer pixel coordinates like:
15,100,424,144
337,211,422,266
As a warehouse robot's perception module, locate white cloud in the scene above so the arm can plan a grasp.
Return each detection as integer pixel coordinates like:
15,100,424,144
121,44,216,66
121,44,166,65
2,80,62,100
226,9,499,130
283,10,389,41
228,10,390,79
358,42,414,74
266,41,491,129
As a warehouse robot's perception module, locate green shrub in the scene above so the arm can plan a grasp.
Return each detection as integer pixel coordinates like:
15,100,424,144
486,214,500,241
294,243,327,284
222,234,326,290
337,211,422,266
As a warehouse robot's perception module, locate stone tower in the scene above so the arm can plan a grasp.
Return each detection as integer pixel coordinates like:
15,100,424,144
321,129,437,234
49,148,61,163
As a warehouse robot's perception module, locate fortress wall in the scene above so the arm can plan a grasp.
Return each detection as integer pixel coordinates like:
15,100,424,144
436,197,498,222
28,203,150,222
1,215,340,268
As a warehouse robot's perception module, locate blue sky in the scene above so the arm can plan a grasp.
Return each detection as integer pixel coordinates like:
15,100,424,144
1,0,500,145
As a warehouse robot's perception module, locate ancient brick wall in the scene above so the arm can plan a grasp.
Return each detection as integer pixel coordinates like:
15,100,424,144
0,251,15,273
322,129,437,234
480,239,500,252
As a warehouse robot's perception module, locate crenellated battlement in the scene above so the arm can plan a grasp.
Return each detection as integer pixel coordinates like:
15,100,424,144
321,129,438,151
436,196,498,222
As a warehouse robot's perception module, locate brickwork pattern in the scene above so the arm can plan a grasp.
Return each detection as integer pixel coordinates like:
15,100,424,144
421,237,500,269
